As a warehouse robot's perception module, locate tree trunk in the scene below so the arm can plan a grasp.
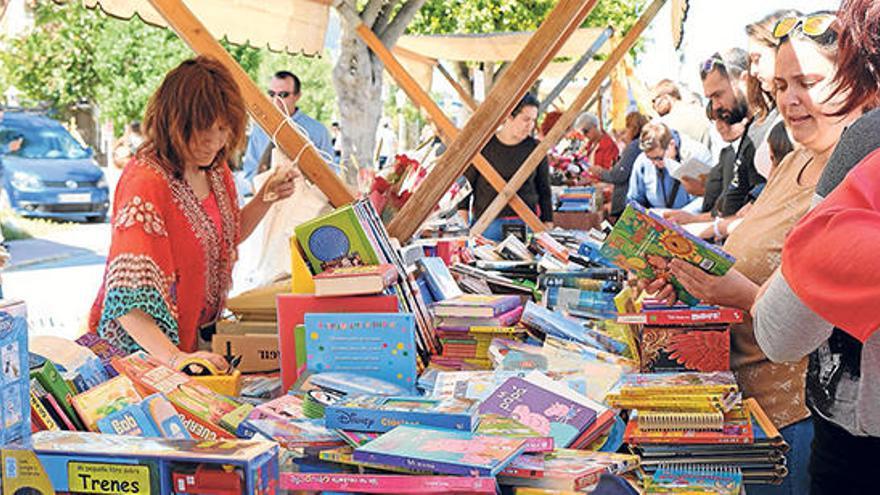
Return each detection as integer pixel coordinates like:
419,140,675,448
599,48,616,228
333,27,384,185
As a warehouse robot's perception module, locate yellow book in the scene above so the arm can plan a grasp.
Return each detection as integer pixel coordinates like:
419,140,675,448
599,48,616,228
289,234,315,294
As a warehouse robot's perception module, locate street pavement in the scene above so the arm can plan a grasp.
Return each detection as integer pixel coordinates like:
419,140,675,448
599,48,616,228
4,222,109,339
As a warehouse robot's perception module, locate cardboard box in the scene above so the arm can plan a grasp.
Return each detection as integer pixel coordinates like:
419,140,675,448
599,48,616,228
212,333,280,373
216,319,278,336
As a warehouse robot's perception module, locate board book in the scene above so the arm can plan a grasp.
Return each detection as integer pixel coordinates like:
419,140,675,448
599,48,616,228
96,394,190,439
313,263,399,297
324,395,478,433
304,312,418,394
600,203,735,305
293,204,381,274
353,425,527,477
71,375,142,432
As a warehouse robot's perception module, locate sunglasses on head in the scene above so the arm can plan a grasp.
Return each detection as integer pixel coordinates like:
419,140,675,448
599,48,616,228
700,54,725,76
773,13,836,39
267,90,292,99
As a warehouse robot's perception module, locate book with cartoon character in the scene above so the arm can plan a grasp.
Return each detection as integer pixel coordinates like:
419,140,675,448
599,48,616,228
353,425,527,476
600,203,735,306
325,395,478,433
477,375,599,448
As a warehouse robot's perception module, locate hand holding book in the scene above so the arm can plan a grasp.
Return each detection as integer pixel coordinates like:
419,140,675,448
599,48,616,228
650,260,759,310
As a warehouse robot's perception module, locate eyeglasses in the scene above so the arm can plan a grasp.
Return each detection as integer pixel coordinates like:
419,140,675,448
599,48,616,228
773,13,836,39
267,90,292,99
646,153,665,164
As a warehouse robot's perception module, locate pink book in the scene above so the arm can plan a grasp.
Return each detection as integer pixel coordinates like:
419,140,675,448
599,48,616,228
280,473,497,494
246,395,305,422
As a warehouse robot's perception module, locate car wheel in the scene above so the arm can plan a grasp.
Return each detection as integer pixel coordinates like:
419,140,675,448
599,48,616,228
86,212,107,224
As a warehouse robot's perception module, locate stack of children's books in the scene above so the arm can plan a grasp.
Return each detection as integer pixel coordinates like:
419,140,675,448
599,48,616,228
644,465,743,494
430,294,526,370
555,186,599,213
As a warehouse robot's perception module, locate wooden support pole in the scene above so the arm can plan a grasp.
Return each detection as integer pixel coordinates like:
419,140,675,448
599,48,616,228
336,3,546,233
471,0,667,236
147,0,354,207
437,62,479,111
385,0,601,241
538,26,613,115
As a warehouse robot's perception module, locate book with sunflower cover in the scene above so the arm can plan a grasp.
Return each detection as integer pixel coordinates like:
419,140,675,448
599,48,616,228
600,203,735,306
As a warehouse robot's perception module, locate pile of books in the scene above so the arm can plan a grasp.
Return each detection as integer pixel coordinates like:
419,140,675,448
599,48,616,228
431,294,526,370
555,186,599,213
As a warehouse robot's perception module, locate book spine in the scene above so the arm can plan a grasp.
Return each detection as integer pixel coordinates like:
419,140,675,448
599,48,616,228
617,308,744,325
324,407,475,433
30,392,60,431
352,450,491,477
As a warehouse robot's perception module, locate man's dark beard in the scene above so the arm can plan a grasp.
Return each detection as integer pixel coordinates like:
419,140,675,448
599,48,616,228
717,96,749,125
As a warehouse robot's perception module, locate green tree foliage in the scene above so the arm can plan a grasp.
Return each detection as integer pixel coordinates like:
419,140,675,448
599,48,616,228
1,1,263,134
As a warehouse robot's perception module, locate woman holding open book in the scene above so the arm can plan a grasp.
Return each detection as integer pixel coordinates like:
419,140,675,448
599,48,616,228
89,57,297,371
753,1,880,493
648,12,864,494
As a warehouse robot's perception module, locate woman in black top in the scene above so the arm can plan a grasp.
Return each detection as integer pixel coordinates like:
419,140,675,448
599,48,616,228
458,94,553,241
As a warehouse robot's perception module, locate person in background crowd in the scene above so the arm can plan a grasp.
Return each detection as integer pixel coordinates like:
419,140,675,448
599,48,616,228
652,79,713,150
765,121,794,178
700,48,765,216
113,121,145,169
653,13,863,493
753,3,880,493
574,112,619,170
589,111,648,221
625,122,696,211
458,93,553,241
89,57,297,372
746,10,801,179
538,110,562,141
242,70,335,184
375,117,397,170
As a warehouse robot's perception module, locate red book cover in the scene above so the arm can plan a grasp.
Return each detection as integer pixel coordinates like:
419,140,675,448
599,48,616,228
640,326,731,373
277,294,399,391
617,307,744,325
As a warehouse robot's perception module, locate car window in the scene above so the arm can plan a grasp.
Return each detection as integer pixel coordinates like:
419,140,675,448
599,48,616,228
0,125,89,159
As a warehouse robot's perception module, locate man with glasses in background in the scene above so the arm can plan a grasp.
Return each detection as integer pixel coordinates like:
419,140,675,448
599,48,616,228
625,122,699,212
699,49,765,217
241,70,337,187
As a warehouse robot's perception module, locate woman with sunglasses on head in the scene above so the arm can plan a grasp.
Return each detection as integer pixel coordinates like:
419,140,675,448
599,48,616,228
89,57,297,372
649,12,864,494
753,3,880,494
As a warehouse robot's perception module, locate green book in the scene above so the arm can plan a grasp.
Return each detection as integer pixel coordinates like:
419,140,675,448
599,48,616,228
293,205,380,275
600,203,736,306
30,361,85,431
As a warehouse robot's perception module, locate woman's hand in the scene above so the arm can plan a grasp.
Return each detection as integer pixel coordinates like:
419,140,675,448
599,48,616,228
669,259,758,310
260,166,299,203
170,351,229,373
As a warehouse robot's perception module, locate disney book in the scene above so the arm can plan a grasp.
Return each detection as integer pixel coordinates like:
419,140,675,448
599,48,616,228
600,203,735,305
353,425,527,476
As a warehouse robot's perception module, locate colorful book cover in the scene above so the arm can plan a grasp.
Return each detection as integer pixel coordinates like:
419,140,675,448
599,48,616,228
611,371,739,396
435,305,524,328
75,333,126,378
0,300,30,446
294,205,381,274
96,403,160,437
324,395,477,433
477,376,597,448
418,257,464,301
624,407,753,445
30,360,84,431
141,394,190,439
30,391,60,432
353,425,527,477
276,294,399,392
545,287,618,314
521,301,627,356
600,203,735,305
477,414,554,453
280,472,498,494
247,394,305,423
640,326,731,373
432,294,522,318
500,449,639,491
304,313,418,394
617,306,744,325
239,417,344,449
71,375,142,432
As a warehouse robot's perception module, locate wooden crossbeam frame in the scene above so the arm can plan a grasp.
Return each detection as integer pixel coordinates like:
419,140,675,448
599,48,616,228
385,0,601,241
538,26,613,115
335,4,549,233
471,0,668,236
436,62,479,111
146,0,355,207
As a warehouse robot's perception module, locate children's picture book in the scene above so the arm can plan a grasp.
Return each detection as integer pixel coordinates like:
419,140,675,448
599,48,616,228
74,333,126,378
624,407,753,445
304,313,418,394
418,257,464,302
640,326,731,373
96,394,190,439
432,294,522,318
31,360,85,431
521,301,628,356
617,306,744,325
277,294,399,392
71,375,142,432
478,375,598,448
239,417,345,449
611,371,739,396
324,395,478,433
281,472,498,494
353,425,527,476
0,300,30,447
476,414,554,453
499,449,639,491
600,203,736,305
247,394,306,423
307,371,411,397
294,205,381,274
313,263,399,297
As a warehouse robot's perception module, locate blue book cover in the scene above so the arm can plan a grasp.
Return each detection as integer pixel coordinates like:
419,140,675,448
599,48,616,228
521,302,627,355
353,425,527,476
325,395,478,433
418,257,463,302
305,313,418,394
97,404,160,437
0,301,30,448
